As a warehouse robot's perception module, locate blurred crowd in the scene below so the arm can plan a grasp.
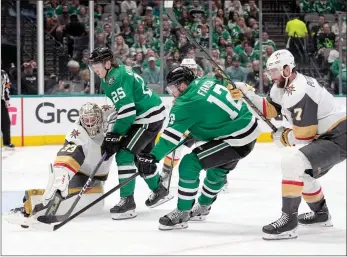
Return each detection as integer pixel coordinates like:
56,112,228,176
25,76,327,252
3,0,346,95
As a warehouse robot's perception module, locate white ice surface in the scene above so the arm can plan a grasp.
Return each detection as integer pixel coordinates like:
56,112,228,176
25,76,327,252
1,144,346,255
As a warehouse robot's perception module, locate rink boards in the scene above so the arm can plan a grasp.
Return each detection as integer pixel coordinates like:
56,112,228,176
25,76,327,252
3,95,346,146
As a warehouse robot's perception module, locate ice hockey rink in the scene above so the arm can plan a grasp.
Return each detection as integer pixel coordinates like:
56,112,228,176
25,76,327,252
1,143,346,255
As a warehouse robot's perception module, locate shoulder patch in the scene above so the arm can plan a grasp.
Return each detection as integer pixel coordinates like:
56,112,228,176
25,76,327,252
107,76,115,86
285,84,296,95
70,129,81,139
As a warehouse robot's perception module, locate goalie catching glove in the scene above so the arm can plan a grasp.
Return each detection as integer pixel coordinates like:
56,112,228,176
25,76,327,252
136,153,158,178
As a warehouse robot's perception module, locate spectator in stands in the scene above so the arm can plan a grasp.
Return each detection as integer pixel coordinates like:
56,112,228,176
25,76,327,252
121,17,135,47
333,0,347,12
262,71,272,94
77,6,89,28
142,57,160,84
133,52,144,70
197,24,210,49
121,0,137,14
225,55,246,82
220,43,235,59
225,54,234,68
79,49,89,71
131,34,151,55
69,0,81,15
136,0,149,16
314,0,336,14
227,1,243,18
239,42,259,68
316,23,336,64
243,0,259,20
254,32,277,53
300,0,316,13
142,49,160,70
291,0,301,13
66,60,83,81
124,57,134,67
114,35,130,61
243,27,255,47
245,60,260,90
21,60,38,95
55,4,71,41
212,47,225,67
65,14,86,37
134,24,149,44
95,33,107,48
263,45,275,67
214,24,232,50
230,17,247,46
80,69,90,94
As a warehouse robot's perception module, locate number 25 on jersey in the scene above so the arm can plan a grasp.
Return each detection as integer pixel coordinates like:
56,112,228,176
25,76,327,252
111,88,126,104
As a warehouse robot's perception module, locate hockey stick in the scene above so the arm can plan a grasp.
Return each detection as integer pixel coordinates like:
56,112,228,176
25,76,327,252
164,1,277,132
166,149,176,191
38,152,108,224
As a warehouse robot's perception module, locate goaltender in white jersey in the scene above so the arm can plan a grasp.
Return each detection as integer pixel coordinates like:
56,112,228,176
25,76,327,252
5,102,117,228
235,49,346,240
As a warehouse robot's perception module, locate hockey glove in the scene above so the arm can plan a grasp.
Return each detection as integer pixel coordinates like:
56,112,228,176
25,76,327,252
271,127,293,148
101,132,122,160
136,153,158,178
228,82,255,100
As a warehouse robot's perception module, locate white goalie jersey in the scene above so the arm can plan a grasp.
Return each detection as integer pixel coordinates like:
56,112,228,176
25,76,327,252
53,104,116,177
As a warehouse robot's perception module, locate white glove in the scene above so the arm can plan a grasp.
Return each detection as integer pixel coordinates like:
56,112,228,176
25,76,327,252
234,82,255,95
271,127,293,148
42,165,75,206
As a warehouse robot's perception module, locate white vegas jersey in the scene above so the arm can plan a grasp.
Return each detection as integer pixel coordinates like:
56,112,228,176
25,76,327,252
267,73,346,137
53,104,116,177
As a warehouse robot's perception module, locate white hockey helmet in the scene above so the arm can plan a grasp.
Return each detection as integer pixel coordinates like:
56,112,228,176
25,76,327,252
79,102,103,138
266,49,295,78
181,58,198,69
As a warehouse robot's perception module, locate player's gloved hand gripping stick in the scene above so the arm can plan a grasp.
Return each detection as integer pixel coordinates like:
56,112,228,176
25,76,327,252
164,0,277,132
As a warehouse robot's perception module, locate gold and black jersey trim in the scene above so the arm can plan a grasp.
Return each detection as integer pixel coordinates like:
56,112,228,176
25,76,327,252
264,95,282,119
54,140,85,173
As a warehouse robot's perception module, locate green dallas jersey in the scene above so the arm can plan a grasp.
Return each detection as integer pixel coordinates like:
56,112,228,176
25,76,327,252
151,77,260,161
101,65,166,135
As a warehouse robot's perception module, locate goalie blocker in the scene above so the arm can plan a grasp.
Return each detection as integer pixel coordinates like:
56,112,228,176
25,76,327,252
4,103,116,227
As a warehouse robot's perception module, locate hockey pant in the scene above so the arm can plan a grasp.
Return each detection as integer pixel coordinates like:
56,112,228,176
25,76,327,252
23,172,107,217
115,120,164,197
177,139,256,211
281,118,346,214
162,133,197,174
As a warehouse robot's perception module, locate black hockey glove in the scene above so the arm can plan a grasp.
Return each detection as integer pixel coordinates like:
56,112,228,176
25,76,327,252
136,153,158,178
101,132,122,160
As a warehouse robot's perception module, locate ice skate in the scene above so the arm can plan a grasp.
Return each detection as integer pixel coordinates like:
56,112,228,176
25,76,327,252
189,202,211,221
110,195,137,220
298,203,332,227
262,212,298,240
158,208,190,230
145,179,174,208
4,207,29,228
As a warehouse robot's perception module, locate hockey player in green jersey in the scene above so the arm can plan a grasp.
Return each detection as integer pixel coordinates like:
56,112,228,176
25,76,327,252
89,47,172,220
136,66,261,230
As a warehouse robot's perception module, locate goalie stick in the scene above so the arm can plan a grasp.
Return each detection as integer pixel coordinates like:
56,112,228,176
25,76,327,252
164,1,277,132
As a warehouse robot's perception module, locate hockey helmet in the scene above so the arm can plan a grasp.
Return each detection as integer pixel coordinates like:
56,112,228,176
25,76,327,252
166,66,197,97
266,49,295,78
181,58,198,69
89,47,114,65
79,102,103,138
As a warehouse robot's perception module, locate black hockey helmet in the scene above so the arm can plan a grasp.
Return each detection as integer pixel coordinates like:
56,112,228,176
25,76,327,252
166,66,196,86
89,47,114,65
165,66,197,97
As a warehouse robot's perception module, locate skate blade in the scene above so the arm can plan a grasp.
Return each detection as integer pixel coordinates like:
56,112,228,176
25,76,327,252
158,222,188,231
299,220,333,227
111,210,137,220
147,194,174,208
189,215,207,221
262,228,298,240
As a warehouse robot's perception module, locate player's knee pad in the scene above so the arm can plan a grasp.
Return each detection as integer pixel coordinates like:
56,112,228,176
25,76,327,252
205,168,228,185
281,151,312,180
178,153,203,181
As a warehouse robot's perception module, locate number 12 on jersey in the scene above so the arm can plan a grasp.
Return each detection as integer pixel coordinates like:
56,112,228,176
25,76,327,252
207,84,242,119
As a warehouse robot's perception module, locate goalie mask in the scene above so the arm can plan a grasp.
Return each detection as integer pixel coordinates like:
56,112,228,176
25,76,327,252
79,102,103,138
